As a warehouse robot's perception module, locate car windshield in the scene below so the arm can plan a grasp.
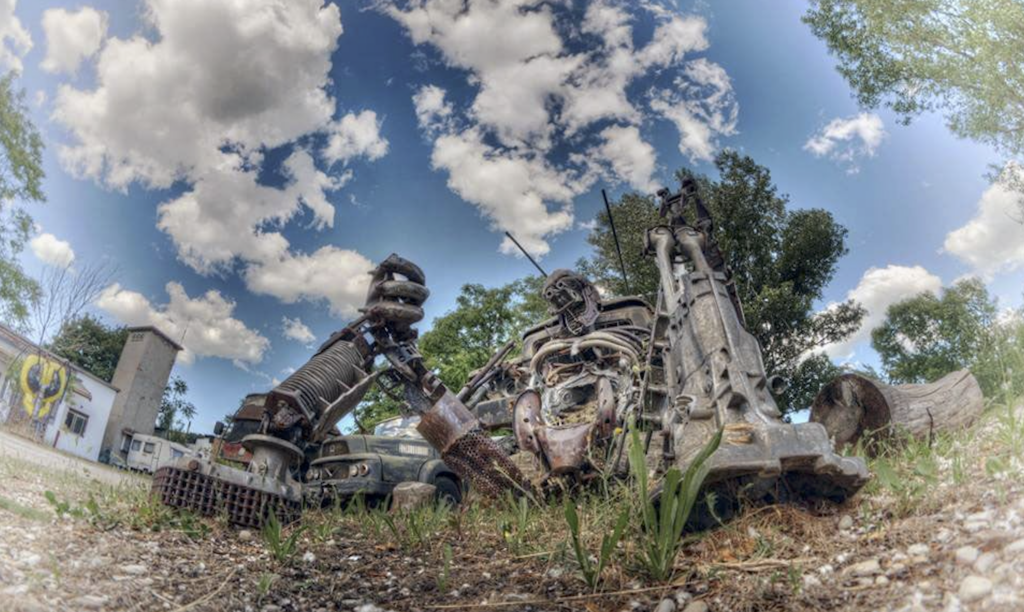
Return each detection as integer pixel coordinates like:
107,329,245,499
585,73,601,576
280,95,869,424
373,416,423,438
223,419,260,443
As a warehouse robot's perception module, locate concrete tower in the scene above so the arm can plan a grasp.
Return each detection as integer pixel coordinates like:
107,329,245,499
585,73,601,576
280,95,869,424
101,326,182,459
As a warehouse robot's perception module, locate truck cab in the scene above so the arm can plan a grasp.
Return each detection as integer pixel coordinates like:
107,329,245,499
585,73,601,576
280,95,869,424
304,415,464,506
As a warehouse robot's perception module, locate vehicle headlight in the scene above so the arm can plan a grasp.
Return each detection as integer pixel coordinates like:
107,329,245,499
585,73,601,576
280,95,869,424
357,463,370,477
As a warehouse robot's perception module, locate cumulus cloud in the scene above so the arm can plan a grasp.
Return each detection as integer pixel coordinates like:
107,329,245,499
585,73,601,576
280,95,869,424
650,59,738,162
943,165,1024,278
41,7,108,74
244,245,374,318
51,0,388,318
821,264,943,360
323,110,389,164
0,0,31,73
804,112,887,174
29,232,76,268
386,0,735,256
281,316,316,344
97,282,270,365
596,125,659,192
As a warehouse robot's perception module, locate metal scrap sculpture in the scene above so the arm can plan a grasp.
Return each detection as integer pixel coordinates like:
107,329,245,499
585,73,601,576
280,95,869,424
642,179,868,511
153,255,529,526
484,179,868,514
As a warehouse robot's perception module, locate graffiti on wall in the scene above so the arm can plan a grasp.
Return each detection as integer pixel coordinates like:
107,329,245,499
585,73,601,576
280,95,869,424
18,354,68,420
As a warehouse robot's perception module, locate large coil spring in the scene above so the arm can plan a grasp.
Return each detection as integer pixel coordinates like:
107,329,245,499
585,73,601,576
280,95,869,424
273,340,365,419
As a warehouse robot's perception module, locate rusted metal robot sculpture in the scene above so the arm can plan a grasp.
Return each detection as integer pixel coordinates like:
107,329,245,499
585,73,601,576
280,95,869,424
642,179,868,510
490,179,867,514
153,255,529,526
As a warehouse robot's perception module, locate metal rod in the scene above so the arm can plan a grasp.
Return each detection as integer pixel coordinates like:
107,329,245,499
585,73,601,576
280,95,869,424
504,231,548,277
602,189,631,295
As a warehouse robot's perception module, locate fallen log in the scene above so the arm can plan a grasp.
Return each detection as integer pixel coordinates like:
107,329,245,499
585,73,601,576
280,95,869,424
810,369,983,454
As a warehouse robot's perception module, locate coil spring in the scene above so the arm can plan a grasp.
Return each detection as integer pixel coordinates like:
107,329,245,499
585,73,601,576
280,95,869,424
274,340,365,419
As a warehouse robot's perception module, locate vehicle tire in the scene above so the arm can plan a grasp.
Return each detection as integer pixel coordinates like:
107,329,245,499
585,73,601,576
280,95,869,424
433,475,462,507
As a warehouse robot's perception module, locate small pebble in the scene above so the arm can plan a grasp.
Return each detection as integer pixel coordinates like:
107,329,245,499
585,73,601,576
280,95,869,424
974,552,997,573
906,543,929,557
955,546,980,565
654,598,676,612
838,515,854,531
682,602,708,612
845,558,881,577
121,564,147,575
238,530,253,542
875,575,890,586
1004,538,1024,555
959,576,993,603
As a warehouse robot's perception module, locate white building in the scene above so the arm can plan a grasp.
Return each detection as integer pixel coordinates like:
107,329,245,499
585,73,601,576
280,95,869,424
0,324,119,462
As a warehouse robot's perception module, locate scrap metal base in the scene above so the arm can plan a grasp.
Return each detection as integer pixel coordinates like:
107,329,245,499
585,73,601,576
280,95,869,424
152,458,302,528
668,420,870,530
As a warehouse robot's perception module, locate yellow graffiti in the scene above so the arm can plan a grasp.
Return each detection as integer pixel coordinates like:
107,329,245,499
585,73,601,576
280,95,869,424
19,354,68,420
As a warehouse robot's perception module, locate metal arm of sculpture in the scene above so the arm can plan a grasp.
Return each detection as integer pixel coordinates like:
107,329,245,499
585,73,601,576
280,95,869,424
260,254,530,498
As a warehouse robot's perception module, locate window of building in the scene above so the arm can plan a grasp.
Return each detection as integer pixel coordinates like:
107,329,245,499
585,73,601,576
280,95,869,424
131,440,141,452
120,434,132,453
130,332,145,342
64,409,88,436
143,442,155,454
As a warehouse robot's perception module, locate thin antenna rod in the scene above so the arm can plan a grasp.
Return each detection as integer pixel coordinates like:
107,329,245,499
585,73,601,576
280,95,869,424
602,189,631,295
504,231,548,277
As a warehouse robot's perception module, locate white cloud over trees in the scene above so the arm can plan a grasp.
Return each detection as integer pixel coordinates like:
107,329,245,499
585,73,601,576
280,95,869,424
388,0,738,257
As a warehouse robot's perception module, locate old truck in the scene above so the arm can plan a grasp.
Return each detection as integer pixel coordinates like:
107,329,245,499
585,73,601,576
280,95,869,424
304,415,465,506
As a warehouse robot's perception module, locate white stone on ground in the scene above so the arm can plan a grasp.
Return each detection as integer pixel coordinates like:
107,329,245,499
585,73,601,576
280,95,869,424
955,545,980,565
958,576,993,602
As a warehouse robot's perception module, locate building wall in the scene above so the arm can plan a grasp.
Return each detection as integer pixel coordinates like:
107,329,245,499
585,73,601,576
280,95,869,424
0,326,119,463
42,375,117,462
101,329,180,456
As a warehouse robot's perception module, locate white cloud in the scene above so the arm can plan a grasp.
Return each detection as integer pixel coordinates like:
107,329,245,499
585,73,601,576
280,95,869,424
41,7,108,74
650,59,738,162
29,232,75,268
244,246,374,318
596,125,659,192
804,112,886,174
943,165,1024,278
97,282,269,365
427,125,581,258
52,0,387,318
386,0,732,256
323,110,389,164
0,0,31,73
281,316,316,344
821,264,943,360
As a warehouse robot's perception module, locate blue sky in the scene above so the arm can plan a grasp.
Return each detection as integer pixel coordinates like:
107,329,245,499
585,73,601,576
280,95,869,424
3,0,1022,434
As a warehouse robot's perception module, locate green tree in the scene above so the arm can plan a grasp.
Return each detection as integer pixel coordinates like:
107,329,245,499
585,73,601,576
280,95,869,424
158,376,197,441
48,315,128,383
803,1,1024,159
351,277,548,431
0,73,46,329
579,151,864,414
871,278,1012,398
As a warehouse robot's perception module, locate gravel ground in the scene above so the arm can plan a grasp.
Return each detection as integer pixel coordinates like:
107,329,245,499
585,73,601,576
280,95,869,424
1,404,1022,612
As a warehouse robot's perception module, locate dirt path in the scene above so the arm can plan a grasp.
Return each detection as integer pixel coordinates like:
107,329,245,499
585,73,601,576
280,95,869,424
0,430,147,488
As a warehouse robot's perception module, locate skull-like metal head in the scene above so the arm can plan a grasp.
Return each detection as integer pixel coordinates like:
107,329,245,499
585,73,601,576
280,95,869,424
542,269,601,336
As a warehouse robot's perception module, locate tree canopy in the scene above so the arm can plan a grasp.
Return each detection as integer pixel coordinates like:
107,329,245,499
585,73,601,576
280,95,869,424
804,1,1024,159
579,151,864,414
158,375,197,442
871,278,1024,402
0,73,45,330
49,315,129,383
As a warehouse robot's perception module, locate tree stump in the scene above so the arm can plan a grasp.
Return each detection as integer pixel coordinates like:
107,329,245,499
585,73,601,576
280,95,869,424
810,369,983,454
